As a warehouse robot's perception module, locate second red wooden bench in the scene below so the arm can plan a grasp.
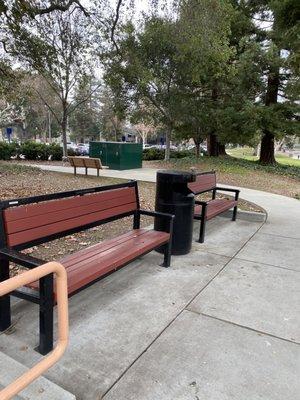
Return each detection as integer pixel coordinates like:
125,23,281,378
188,171,240,243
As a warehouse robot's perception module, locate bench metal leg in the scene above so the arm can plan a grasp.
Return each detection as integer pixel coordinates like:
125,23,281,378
162,213,173,267
37,274,54,355
199,218,207,243
232,206,238,221
97,168,99,177
74,166,76,176
198,204,207,243
162,241,172,268
0,259,11,331
85,167,88,176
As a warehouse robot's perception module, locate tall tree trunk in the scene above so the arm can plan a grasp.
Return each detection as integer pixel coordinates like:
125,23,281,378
207,133,219,157
61,108,68,159
218,143,227,156
260,131,276,164
164,127,171,161
207,82,220,157
193,136,201,157
259,63,279,165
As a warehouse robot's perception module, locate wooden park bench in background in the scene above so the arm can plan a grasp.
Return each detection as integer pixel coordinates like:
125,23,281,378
68,156,108,177
188,171,240,243
0,181,174,355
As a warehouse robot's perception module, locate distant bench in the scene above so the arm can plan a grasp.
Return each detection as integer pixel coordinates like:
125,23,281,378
188,171,240,243
68,156,108,176
0,181,174,355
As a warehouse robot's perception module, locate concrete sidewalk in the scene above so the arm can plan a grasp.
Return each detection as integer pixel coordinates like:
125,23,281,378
27,163,159,182
1,164,300,399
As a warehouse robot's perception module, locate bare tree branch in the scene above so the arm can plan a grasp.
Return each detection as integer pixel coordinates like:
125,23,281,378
31,87,61,124
111,0,123,53
32,1,89,17
66,82,102,115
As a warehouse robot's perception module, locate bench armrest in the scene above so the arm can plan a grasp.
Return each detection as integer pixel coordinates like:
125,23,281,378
138,209,174,235
195,200,208,206
139,209,174,220
192,188,213,195
0,248,45,269
214,187,240,200
215,187,240,193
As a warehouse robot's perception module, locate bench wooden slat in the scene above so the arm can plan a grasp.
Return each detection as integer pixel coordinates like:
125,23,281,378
66,232,169,294
6,201,137,247
28,229,170,295
69,157,86,167
60,229,150,267
5,193,136,234
83,158,100,168
188,173,216,194
195,198,237,220
4,187,134,222
62,231,153,274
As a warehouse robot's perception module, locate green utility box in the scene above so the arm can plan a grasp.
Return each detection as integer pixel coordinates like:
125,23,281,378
89,141,143,170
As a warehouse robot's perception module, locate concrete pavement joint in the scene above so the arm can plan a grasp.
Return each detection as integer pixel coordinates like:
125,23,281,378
186,309,300,346
234,256,300,273
255,231,300,240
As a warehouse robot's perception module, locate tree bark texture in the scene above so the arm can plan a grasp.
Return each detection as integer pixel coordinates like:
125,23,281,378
259,64,279,165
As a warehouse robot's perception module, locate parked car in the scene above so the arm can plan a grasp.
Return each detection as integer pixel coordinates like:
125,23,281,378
66,142,77,151
75,143,89,155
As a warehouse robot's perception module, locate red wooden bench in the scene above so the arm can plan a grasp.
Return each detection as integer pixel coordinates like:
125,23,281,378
0,181,174,355
188,171,240,243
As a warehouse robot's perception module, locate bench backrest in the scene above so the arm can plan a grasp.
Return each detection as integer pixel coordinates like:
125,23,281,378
83,157,102,168
68,156,103,169
1,182,138,248
188,171,216,194
68,156,85,167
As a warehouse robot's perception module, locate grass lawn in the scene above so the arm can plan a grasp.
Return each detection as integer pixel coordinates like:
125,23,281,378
227,146,300,167
146,152,300,199
0,162,263,271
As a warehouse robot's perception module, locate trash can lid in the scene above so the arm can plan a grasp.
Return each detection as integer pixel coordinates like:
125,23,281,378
157,170,196,184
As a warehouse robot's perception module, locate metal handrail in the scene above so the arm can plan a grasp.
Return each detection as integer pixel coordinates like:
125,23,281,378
0,262,69,400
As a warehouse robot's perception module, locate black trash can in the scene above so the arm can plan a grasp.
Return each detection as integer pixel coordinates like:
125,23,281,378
155,170,195,255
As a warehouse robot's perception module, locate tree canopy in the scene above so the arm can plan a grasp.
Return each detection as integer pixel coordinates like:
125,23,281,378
0,0,299,164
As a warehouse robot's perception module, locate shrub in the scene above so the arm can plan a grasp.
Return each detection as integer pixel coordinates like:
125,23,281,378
143,148,165,160
67,148,76,156
143,147,194,161
0,141,20,160
20,141,48,160
48,144,63,160
170,149,193,159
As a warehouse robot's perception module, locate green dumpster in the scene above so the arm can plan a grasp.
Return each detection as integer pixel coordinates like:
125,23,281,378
89,141,143,170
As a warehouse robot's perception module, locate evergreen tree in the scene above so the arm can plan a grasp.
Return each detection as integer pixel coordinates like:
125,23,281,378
104,0,234,160
248,0,300,164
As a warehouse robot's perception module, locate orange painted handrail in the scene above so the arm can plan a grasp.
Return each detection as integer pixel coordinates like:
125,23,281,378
0,262,69,400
